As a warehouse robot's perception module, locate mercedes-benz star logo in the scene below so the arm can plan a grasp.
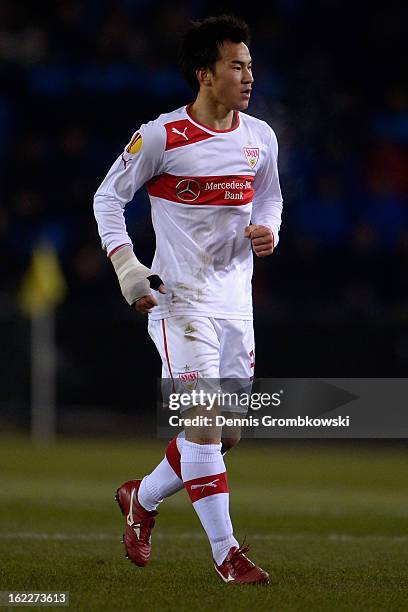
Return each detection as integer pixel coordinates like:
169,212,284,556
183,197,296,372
175,179,201,202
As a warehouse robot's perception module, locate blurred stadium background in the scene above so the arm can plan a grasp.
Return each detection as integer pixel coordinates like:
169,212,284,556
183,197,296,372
1,2,407,609
0,1,407,433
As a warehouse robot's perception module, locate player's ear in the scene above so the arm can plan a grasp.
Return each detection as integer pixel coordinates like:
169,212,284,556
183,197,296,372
196,67,212,87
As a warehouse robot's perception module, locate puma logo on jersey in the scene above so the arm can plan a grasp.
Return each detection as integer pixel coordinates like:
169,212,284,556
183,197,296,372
172,127,189,140
190,478,219,491
164,120,213,150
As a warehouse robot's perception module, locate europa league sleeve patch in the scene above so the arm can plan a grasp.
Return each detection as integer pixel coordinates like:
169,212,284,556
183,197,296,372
126,131,143,154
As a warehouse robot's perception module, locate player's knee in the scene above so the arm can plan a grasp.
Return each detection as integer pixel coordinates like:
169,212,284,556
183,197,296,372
221,436,241,454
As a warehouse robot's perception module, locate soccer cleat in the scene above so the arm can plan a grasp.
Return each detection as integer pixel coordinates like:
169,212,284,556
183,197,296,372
115,479,157,567
214,545,270,585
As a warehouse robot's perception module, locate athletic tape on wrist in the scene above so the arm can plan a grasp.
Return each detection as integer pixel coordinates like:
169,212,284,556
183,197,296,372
110,245,163,305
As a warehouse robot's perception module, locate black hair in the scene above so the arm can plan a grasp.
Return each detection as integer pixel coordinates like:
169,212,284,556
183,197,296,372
179,15,251,93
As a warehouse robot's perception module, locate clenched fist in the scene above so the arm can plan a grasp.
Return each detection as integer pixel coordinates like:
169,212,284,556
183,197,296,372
133,282,166,314
244,224,275,257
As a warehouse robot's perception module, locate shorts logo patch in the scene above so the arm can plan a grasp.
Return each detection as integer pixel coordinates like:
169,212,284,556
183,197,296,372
126,131,143,154
243,147,259,169
179,370,199,391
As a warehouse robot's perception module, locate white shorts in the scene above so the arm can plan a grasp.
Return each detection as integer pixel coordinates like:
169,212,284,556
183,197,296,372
148,316,255,413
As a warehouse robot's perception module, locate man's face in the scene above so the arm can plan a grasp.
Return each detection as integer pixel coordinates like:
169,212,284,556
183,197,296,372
206,41,254,111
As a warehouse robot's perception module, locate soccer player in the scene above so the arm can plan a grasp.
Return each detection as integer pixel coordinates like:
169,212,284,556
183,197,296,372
94,15,283,585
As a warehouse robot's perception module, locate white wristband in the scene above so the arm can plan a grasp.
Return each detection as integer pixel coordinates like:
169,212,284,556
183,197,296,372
110,245,157,305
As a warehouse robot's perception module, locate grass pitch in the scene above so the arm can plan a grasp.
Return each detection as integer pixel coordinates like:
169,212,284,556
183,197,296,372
0,436,407,611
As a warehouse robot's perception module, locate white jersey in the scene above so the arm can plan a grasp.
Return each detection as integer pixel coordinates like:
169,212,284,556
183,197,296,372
94,104,283,320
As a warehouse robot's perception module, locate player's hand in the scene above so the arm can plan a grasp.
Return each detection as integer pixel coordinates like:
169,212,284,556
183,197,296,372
244,224,275,257
133,283,166,314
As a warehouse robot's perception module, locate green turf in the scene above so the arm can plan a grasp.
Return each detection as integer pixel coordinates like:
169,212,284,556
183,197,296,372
0,437,407,611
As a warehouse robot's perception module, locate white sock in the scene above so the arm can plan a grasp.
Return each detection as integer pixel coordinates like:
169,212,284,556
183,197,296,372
138,434,185,511
181,440,238,565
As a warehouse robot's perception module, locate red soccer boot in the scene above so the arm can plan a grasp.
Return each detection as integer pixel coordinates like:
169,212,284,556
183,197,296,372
115,479,157,567
214,545,270,585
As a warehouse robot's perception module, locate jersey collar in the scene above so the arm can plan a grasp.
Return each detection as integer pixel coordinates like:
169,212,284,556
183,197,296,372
185,104,240,134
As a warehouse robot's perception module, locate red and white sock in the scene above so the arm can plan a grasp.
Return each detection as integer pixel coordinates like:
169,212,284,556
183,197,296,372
137,434,232,513
181,440,239,565
138,435,184,511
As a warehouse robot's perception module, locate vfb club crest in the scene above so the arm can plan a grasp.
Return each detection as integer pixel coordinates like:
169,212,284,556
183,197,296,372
243,147,259,169
179,370,199,391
